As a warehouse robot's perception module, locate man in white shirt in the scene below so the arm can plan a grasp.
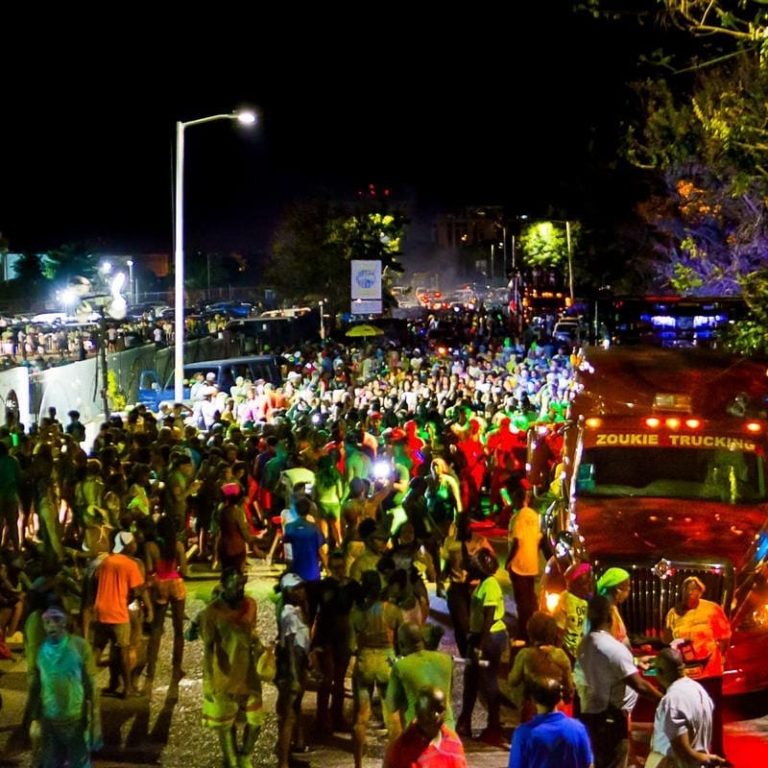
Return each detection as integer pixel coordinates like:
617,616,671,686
578,595,662,768
650,647,728,768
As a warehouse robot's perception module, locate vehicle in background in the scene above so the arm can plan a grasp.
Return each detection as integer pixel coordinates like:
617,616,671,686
202,300,255,318
531,347,768,696
390,286,419,309
521,289,569,327
228,307,321,352
609,296,748,348
552,317,586,346
125,303,172,321
137,354,286,410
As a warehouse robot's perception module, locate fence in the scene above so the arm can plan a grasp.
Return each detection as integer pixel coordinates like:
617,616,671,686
0,336,230,428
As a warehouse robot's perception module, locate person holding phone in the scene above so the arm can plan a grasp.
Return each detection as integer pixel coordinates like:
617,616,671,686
648,647,729,768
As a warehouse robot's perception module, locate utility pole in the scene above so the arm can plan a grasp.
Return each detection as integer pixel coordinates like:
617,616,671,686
99,307,110,421
565,220,574,302
490,243,495,285
502,226,508,277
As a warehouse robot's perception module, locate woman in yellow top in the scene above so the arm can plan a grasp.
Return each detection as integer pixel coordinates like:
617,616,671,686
456,548,509,748
663,575,731,756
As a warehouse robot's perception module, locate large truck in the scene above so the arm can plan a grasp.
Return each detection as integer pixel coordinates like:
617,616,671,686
532,347,768,695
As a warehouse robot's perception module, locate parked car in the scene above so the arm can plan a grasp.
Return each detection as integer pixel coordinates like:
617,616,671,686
137,354,286,410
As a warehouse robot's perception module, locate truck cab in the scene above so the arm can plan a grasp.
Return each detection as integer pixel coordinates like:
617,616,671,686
533,347,768,695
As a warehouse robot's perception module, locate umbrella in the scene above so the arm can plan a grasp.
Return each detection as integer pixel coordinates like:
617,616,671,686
345,323,384,338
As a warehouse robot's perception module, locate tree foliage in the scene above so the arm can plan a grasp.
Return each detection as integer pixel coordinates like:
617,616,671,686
44,243,100,284
266,194,407,310
604,3,768,301
578,0,768,353
520,221,580,268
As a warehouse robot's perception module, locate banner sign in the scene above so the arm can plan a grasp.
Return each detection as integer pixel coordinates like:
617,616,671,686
591,432,756,451
351,260,382,315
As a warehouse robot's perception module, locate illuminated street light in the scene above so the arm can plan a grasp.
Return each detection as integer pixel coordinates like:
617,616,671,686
126,259,134,306
174,109,257,401
60,288,77,315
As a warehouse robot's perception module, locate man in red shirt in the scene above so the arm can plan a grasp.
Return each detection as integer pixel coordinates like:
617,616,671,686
92,531,149,697
384,686,467,768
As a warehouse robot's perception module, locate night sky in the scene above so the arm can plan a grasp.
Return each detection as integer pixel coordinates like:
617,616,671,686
1,8,651,257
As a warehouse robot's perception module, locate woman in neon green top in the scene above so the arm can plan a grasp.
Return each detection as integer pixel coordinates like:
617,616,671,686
456,548,509,747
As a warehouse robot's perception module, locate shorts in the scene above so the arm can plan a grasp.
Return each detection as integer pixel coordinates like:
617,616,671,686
202,687,264,729
93,621,131,648
354,648,394,687
318,501,341,521
153,578,187,605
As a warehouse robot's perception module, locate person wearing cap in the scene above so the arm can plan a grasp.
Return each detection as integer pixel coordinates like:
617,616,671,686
554,562,593,662
663,576,731,756
275,571,311,768
196,567,264,768
578,595,662,768
649,647,729,768
28,603,102,768
92,530,150,698
596,567,632,647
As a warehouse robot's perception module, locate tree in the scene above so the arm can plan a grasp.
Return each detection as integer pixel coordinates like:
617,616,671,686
581,0,768,351
44,243,100,284
520,221,579,268
266,193,407,311
12,252,44,285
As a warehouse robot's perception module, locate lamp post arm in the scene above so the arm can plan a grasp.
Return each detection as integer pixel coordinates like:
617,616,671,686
180,113,240,129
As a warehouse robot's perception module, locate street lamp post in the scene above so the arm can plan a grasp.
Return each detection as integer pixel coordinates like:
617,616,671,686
126,260,134,306
489,243,495,285
174,110,256,402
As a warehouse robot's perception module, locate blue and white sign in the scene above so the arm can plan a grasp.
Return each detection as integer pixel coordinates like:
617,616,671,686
351,260,382,301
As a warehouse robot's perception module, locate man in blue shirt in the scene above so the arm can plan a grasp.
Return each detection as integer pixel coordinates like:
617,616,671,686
283,496,326,581
509,676,592,768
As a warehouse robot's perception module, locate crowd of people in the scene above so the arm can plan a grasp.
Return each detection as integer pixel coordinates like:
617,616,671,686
0,317,734,768
0,311,237,371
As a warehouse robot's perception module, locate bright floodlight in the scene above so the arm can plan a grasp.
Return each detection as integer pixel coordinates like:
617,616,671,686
236,110,257,125
100,261,112,275
61,288,77,307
